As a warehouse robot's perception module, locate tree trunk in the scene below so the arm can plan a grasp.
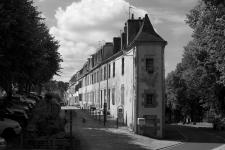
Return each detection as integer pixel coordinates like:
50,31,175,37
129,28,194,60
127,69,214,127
38,84,42,95
28,83,31,93
6,83,12,101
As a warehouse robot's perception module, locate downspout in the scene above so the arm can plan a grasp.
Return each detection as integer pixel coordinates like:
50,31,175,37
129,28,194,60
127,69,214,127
136,44,139,134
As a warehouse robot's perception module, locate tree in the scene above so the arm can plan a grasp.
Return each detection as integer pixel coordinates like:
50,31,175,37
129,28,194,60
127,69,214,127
39,80,69,101
186,0,225,114
0,0,62,99
166,0,225,122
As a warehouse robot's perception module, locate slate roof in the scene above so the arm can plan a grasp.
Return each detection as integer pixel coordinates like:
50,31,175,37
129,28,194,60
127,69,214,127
129,14,167,47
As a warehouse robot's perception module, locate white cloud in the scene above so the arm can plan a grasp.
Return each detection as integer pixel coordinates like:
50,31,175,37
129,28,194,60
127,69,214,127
171,25,192,37
147,8,187,24
51,0,156,82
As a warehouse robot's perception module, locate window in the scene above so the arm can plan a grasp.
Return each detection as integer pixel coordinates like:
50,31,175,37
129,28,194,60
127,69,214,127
113,62,115,77
121,84,124,105
122,57,124,75
104,89,106,102
82,78,85,87
87,75,89,85
101,68,103,81
108,89,110,110
97,71,99,82
146,58,154,73
108,64,111,78
79,94,82,101
98,91,100,105
101,90,103,108
112,88,115,105
92,91,94,104
145,94,154,107
93,73,95,84
104,66,106,80
99,69,102,82
94,72,96,83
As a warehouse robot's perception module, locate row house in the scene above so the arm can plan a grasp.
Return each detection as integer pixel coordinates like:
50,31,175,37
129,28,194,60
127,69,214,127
68,14,167,138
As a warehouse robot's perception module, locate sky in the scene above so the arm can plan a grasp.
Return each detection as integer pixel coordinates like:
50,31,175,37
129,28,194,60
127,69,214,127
33,0,199,82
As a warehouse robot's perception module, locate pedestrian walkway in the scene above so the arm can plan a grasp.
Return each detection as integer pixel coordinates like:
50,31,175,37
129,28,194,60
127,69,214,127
65,108,182,150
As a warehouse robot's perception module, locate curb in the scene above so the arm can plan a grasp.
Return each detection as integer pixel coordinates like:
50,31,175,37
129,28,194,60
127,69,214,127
156,142,183,150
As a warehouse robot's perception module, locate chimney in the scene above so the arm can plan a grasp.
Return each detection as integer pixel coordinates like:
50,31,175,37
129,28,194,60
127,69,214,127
103,42,113,60
127,17,143,45
121,23,127,49
113,37,121,54
121,32,127,50
131,13,134,20
124,23,127,34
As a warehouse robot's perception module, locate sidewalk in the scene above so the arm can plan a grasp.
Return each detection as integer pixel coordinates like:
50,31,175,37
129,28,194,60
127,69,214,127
65,108,182,150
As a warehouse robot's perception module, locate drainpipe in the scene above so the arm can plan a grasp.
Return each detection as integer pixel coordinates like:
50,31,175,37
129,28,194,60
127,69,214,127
104,62,108,126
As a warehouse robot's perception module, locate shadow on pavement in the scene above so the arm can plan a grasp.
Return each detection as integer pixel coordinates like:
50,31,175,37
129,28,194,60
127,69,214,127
164,124,225,143
70,109,162,150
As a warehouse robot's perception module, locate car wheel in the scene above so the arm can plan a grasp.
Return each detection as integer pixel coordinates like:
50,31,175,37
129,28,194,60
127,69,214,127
1,128,16,141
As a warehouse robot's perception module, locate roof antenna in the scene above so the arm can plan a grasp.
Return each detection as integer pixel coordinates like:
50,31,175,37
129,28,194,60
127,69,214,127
128,0,134,19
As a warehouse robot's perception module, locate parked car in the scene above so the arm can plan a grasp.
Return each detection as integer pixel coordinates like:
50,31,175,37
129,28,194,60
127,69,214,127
6,101,30,112
14,95,36,106
28,92,41,101
0,117,21,140
213,117,225,130
9,96,35,111
4,108,29,127
0,137,6,150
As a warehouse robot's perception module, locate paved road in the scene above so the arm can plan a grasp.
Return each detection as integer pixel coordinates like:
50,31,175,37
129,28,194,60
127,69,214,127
64,108,225,150
65,109,180,150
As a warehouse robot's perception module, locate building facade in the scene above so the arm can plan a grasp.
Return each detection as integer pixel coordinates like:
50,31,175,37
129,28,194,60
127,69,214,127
68,14,167,138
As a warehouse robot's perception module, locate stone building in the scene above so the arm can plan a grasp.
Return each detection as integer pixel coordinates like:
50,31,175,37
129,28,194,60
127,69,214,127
68,14,167,138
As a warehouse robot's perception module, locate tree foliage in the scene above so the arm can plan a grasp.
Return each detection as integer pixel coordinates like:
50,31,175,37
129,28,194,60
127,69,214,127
41,80,69,101
166,0,225,122
0,0,62,98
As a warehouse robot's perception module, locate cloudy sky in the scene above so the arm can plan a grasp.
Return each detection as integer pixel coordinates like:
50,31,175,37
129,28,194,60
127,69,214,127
33,0,199,82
